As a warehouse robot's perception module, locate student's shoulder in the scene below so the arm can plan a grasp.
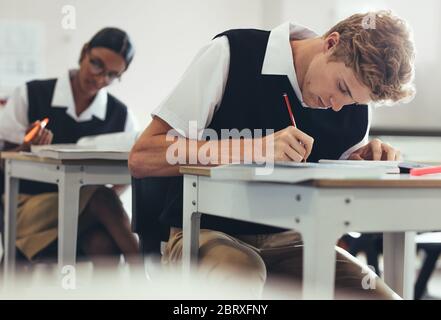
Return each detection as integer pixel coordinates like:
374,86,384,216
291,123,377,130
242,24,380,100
214,28,270,50
26,78,57,87
26,78,58,92
216,28,269,38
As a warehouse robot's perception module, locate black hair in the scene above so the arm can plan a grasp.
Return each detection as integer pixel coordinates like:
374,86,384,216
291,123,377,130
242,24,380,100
84,27,135,69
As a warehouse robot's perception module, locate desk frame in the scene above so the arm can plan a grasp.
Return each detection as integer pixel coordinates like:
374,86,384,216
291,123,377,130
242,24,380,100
3,153,130,280
181,170,441,299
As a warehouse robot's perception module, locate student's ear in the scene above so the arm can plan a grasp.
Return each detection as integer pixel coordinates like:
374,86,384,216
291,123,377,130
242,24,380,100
78,43,90,64
323,32,340,53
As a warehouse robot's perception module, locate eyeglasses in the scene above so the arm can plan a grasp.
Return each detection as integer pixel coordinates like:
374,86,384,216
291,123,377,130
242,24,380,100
87,53,123,83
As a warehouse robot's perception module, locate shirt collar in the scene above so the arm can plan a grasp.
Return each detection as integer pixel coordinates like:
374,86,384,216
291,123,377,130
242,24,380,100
51,69,108,122
261,22,318,108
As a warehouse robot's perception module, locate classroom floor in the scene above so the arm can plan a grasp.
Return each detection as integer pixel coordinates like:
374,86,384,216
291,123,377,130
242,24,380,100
1,250,440,299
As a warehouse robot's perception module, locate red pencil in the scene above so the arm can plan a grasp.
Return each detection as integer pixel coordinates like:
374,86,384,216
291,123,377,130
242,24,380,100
283,93,297,127
410,166,441,176
283,93,307,162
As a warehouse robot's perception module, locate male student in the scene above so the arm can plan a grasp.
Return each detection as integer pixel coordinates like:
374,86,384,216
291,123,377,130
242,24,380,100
129,11,415,298
0,28,139,265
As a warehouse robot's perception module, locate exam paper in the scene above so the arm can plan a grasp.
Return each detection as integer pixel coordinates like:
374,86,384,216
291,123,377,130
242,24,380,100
318,159,400,173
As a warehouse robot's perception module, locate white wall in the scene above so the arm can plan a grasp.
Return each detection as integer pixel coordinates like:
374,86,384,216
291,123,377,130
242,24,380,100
0,0,264,128
1,0,439,132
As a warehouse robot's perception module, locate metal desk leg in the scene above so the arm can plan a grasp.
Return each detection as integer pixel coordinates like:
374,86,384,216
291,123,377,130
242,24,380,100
182,175,200,275
3,166,19,282
57,169,81,271
302,229,338,299
383,231,416,299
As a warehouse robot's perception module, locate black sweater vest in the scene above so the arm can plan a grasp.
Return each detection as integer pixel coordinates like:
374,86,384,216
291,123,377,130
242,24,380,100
3,78,128,195
159,29,368,235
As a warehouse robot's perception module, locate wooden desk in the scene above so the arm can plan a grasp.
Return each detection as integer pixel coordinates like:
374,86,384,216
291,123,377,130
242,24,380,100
180,165,441,299
1,152,130,281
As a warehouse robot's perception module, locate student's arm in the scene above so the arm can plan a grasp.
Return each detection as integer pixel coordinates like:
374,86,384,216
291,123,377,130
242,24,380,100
128,116,314,178
129,36,313,178
3,125,53,152
0,85,53,152
1,120,53,152
0,86,29,145
129,116,242,177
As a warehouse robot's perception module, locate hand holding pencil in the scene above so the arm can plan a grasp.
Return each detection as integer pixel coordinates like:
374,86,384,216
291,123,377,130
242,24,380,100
266,126,314,162
277,93,314,162
22,118,53,149
259,94,314,163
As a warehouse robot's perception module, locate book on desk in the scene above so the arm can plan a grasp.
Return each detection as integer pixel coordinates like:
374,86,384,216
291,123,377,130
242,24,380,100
28,132,135,160
209,161,399,184
29,144,129,160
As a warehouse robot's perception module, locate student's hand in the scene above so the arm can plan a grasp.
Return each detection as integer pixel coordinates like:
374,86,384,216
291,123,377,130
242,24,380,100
33,127,53,145
263,126,314,162
348,138,401,161
21,122,54,150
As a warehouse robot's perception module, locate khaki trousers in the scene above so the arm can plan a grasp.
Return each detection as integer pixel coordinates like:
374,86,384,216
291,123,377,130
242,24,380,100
162,228,401,299
9,186,98,260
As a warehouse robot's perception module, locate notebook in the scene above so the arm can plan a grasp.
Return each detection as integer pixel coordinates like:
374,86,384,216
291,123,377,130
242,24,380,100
30,144,129,160
318,159,401,174
210,161,390,184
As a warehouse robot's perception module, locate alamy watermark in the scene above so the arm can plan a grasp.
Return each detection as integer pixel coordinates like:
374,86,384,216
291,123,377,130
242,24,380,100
165,121,275,175
361,265,377,290
61,265,76,290
61,5,76,30
361,12,377,30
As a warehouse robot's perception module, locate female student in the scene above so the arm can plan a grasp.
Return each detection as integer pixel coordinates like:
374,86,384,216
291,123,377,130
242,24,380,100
0,27,139,265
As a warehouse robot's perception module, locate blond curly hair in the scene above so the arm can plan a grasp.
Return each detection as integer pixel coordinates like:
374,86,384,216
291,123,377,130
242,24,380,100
324,11,416,105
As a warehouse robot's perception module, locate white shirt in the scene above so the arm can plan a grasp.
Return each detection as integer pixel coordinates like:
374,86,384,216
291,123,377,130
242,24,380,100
152,22,370,159
0,70,139,145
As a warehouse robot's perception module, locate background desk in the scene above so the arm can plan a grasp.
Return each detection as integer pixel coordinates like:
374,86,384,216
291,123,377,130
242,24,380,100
1,152,130,280
180,166,441,299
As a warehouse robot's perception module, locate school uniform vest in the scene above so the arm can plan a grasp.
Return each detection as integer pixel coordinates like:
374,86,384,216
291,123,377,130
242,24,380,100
5,78,128,195
159,29,369,235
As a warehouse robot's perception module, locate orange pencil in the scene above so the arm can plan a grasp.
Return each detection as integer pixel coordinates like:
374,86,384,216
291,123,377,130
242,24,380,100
24,118,49,143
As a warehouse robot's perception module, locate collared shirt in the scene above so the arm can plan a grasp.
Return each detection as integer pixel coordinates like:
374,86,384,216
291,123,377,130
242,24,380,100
152,22,370,159
261,22,318,108
0,69,138,145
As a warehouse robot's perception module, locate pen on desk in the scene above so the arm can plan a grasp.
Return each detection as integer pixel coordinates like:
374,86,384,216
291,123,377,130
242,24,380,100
24,117,49,143
410,166,441,176
283,93,297,127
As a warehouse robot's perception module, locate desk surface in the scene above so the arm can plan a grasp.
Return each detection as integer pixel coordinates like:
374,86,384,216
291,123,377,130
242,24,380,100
180,165,441,188
0,152,128,166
